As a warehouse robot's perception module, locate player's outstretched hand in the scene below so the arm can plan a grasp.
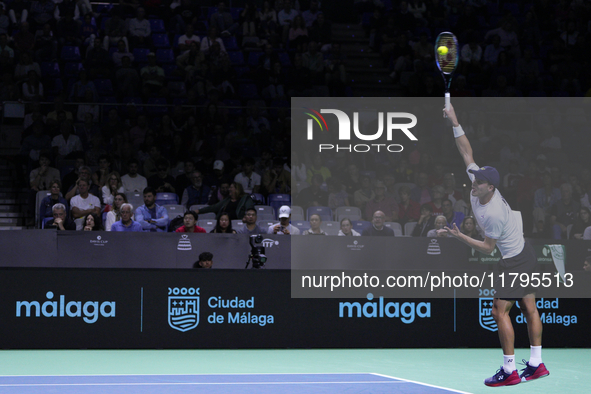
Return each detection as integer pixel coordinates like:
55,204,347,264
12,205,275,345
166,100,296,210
443,104,459,127
442,223,462,238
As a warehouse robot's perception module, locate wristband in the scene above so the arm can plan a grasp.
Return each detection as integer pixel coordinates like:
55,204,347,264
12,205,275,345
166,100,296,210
453,124,465,138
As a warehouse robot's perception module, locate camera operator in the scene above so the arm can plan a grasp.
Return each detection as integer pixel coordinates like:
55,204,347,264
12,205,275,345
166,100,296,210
268,205,300,235
193,252,213,269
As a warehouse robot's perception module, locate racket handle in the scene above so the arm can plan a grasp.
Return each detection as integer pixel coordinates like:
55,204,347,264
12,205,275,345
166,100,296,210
445,92,451,111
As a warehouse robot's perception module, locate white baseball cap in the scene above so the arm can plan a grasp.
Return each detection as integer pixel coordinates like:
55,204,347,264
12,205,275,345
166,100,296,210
213,160,224,170
278,205,291,218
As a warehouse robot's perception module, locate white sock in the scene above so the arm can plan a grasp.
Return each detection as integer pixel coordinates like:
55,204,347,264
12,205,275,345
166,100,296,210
503,355,516,373
529,346,542,367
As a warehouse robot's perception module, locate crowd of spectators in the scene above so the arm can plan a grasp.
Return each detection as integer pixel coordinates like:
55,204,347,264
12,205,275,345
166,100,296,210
5,0,591,243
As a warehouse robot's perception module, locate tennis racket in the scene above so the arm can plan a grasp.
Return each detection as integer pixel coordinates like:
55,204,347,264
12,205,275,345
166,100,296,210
434,32,459,111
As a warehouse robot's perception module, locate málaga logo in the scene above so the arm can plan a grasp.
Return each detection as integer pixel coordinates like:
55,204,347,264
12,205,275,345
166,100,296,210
168,287,199,332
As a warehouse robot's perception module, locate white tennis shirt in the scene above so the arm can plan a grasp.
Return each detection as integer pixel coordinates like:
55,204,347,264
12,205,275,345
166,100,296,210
467,163,524,259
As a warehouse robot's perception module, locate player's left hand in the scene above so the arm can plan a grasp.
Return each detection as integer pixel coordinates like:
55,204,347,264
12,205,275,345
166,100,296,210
442,223,461,238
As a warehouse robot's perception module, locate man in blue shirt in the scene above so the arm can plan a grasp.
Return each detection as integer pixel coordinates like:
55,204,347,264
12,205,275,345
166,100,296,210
135,187,169,232
111,203,143,232
441,198,464,228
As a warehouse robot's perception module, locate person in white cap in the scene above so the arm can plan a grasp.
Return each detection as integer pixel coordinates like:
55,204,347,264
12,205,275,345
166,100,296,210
268,205,300,235
443,104,548,387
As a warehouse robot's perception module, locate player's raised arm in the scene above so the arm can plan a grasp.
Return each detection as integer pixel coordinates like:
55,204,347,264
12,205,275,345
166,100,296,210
443,104,475,168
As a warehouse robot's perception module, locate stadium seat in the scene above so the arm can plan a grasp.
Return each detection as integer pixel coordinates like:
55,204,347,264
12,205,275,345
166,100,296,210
384,222,402,236
335,206,362,222
351,220,371,234
149,19,166,33
257,220,276,230
61,46,81,61
255,205,275,219
247,51,264,66
307,206,332,221
223,36,239,51
320,221,340,236
290,206,305,221
238,83,259,99
35,190,52,228
404,222,418,236
133,48,150,63
228,51,245,66
40,62,60,77
197,220,216,232
231,219,244,229
42,217,53,229
290,220,310,233
127,193,144,211
152,33,171,48
249,193,265,204
63,62,84,78
257,213,276,221
268,194,291,218
156,49,175,64
155,193,178,206
163,204,185,219
94,78,114,96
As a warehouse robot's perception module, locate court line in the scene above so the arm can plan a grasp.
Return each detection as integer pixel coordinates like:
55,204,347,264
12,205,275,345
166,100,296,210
371,373,473,394
0,372,389,377
0,381,409,387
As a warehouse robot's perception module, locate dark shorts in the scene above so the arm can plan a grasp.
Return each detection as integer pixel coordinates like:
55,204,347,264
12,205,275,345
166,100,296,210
494,241,538,300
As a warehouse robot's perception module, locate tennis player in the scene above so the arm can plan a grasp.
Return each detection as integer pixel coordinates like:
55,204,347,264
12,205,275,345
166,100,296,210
441,105,549,387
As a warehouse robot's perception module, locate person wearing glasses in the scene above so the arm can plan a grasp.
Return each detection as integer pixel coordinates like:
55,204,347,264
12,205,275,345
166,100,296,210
237,208,265,235
181,170,211,209
147,158,176,194
102,171,125,206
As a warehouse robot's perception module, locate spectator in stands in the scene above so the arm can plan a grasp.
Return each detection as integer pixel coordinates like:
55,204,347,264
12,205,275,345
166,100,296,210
56,11,81,47
65,165,99,201
121,158,148,193
533,172,561,229
21,121,50,165
460,216,482,240
181,170,211,209
397,185,420,224
441,198,464,228
327,177,349,209
104,192,128,231
14,52,40,85
571,207,591,240
288,15,308,51
200,26,226,53
7,0,28,26
79,12,98,47
410,172,432,204
303,213,326,235
353,175,374,211
584,257,591,271
298,173,328,209
362,210,395,236
44,203,76,230
22,70,43,100
196,182,254,221
302,40,324,83
365,180,399,222
111,203,143,231
178,24,199,53
76,113,100,151
30,151,59,192
442,173,462,205
175,210,206,233
483,35,503,68
193,251,213,268
0,7,8,35
112,39,134,67
38,179,69,225
237,207,265,235
70,178,101,230
428,215,448,237
51,120,82,161
210,212,236,233
61,153,85,192
103,11,128,51
258,1,277,38
115,55,141,99
13,21,34,53
338,217,361,236
278,0,299,43
411,203,436,236
54,0,80,22
240,1,258,37
142,145,163,178
148,158,176,194
268,205,300,235
302,0,320,27
549,183,580,239
82,212,102,231
209,1,238,37
135,186,169,232
262,157,291,194
76,89,99,122
413,32,433,67
141,52,167,99
459,35,482,75
0,33,14,63
69,69,96,102
427,185,445,214
175,160,195,195
101,171,124,206
128,7,151,49
234,157,261,194
485,20,520,58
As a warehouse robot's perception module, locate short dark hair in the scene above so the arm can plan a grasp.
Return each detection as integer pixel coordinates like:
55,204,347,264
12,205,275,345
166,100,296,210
420,203,434,213
199,251,213,262
242,157,255,166
245,207,257,215
442,198,453,206
184,210,198,221
143,186,156,196
128,158,139,166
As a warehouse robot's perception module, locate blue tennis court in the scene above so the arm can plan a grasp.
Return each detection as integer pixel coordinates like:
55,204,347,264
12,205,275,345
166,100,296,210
0,373,469,394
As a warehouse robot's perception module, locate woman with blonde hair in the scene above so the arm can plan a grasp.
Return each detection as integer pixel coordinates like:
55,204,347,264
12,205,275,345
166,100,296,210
427,215,448,237
105,192,129,231
102,171,125,205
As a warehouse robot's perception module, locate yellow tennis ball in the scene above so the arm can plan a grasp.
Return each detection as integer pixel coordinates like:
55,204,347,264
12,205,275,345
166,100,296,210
438,46,448,55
